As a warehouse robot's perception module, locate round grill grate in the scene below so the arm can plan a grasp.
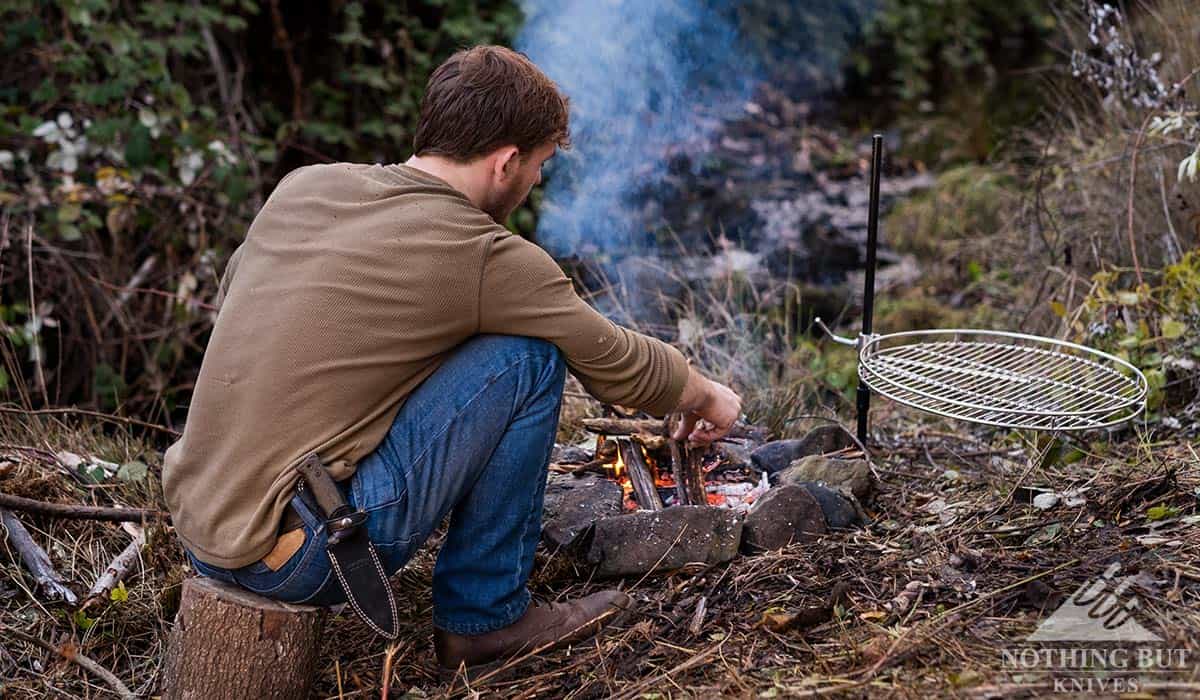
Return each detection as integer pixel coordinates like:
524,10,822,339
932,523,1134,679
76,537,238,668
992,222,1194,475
857,329,1147,431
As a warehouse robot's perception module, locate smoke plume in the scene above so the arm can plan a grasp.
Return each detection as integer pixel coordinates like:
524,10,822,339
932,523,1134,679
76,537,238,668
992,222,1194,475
516,0,876,258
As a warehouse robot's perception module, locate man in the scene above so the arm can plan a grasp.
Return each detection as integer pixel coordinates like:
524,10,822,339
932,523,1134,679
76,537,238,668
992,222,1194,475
163,45,742,675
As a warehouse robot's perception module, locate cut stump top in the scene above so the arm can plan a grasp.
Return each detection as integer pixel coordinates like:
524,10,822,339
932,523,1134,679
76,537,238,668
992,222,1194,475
182,575,326,614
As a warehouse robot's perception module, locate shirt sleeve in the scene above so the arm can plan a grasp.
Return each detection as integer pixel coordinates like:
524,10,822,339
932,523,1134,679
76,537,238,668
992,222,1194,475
215,243,245,310
478,229,690,417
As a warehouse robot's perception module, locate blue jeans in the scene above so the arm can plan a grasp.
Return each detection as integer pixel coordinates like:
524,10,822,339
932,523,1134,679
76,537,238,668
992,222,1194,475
189,334,567,635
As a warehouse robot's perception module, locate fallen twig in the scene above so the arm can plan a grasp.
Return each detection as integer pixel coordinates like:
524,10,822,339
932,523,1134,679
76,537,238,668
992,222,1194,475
379,641,405,699
855,559,1080,679
610,640,724,700
3,625,135,699
84,524,146,607
0,507,77,604
0,405,181,437
0,492,167,523
581,417,766,442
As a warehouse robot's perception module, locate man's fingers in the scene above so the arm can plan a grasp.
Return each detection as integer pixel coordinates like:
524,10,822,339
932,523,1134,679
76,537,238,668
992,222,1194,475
673,413,699,441
688,419,732,445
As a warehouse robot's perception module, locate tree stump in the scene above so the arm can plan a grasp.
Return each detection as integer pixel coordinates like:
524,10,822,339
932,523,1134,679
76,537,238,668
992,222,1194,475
163,577,327,700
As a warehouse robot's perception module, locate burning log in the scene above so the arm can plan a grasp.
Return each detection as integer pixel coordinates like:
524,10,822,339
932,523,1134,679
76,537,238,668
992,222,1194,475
616,438,663,511
595,437,618,462
631,433,668,452
670,437,707,506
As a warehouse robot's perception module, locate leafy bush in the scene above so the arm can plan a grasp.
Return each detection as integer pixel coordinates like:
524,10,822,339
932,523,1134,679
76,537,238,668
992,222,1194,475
0,0,519,419
1073,252,1200,415
884,164,1017,259
843,0,1057,163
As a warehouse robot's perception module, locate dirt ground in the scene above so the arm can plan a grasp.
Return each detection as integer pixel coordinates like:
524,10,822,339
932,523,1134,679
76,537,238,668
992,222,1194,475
1,399,1198,699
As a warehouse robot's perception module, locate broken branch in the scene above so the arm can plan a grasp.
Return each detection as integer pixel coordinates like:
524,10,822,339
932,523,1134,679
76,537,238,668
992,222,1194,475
84,524,146,608
0,492,166,523
3,625,134,699
0,508,78,604
582,417,765,442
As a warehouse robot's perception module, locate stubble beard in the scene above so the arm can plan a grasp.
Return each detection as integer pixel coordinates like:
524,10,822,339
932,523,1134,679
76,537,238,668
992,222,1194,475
484,180,529,224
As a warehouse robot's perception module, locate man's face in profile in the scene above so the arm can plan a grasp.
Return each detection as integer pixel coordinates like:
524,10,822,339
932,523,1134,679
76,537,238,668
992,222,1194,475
486,141,556,223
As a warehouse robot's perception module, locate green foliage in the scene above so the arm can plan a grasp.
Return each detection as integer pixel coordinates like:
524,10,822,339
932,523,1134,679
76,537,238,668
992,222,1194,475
1147,504,1180,521
735,0,876,95
117,459,149,482
1074,252,1200,415
72,609,97,631
855,0,1055,106
0,0,520,415
883,164,1018,282
109,580,129,603
844,0,1057,162
791,338,858,400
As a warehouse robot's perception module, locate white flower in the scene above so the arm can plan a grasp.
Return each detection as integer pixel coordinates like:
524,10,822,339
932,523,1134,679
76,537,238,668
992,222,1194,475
0,151,13,169
32,111,92,173
139,109,162,138
207,139,238,166
33,120,61,141
175,149,205,185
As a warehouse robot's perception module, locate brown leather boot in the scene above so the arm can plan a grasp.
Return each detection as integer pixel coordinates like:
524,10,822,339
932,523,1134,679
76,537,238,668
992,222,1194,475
435,590,633,678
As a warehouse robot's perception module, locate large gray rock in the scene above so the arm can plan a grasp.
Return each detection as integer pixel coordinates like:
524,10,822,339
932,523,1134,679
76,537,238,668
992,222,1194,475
541,473,624,550
777,455,874,501
750,425,855,474
797,482,861,529
712,438,755,469
740,484,827,552
583,506,742,577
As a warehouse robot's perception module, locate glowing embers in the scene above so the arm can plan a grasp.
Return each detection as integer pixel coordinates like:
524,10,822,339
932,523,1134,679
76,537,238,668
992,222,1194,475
594,433,767,513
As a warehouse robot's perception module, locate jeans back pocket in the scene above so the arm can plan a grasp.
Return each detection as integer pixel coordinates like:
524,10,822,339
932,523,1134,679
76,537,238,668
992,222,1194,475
231,493,332,603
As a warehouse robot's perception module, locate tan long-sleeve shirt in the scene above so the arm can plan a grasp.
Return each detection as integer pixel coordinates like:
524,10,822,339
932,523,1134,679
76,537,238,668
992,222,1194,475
163,163,690,568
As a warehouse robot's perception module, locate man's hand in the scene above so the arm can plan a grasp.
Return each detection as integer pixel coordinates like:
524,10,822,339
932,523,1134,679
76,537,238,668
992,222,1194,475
671,367,742,445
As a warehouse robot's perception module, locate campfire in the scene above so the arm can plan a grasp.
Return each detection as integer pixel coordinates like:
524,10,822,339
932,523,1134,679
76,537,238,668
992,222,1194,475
581,416,769,513
544,413,866,578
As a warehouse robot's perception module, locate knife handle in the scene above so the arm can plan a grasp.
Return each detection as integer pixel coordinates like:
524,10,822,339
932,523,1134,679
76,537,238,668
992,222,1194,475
294,452,347,517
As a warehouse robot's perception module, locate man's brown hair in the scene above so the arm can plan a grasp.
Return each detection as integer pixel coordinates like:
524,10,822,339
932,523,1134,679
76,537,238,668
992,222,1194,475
413,45,571,162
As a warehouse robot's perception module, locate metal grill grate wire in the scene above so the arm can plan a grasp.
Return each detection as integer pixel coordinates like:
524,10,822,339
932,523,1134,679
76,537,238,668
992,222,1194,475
856,330,1147,431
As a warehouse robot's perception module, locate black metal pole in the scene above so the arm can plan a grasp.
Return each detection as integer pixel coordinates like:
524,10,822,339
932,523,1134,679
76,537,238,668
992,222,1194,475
857,134,883,445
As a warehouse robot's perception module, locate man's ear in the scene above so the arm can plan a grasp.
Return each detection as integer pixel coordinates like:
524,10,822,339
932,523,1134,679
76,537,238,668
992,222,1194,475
492,145,520,181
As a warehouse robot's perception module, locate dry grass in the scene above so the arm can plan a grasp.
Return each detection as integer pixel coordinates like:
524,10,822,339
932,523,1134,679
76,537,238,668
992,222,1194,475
2,5,1198,697
1012,0,1200,327
1,401,1198,698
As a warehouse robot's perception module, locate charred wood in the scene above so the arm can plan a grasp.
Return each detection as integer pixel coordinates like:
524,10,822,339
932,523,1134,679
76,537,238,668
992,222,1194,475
616,438,663,511
670,438,708,506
